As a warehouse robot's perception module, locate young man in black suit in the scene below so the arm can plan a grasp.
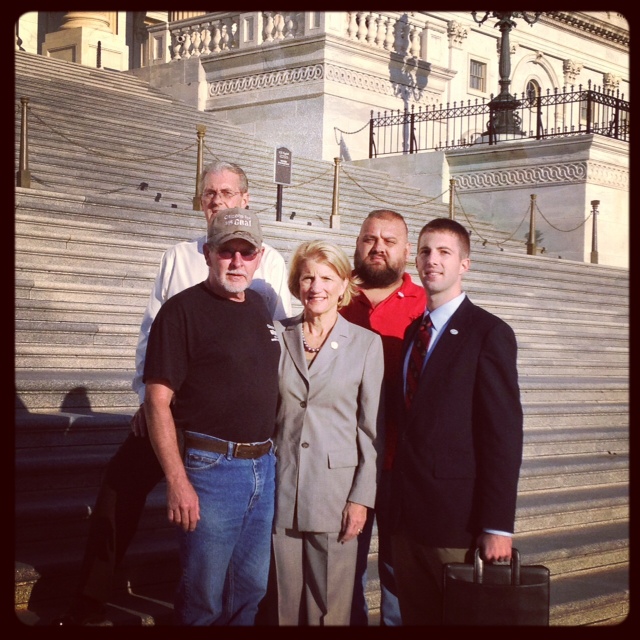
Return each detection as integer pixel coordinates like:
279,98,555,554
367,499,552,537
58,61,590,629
390,218,524,625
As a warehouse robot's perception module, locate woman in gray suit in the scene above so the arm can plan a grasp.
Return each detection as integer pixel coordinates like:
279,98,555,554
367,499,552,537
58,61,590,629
272,240,384,625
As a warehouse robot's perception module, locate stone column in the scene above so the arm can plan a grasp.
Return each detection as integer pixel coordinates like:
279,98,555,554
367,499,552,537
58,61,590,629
57,11,112,32
42,11,129,70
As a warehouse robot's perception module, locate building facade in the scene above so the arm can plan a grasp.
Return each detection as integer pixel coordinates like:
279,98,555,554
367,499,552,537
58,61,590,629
15,10,629,265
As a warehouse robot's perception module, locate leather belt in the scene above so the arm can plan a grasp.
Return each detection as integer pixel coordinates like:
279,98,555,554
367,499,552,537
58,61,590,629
183,433,272,459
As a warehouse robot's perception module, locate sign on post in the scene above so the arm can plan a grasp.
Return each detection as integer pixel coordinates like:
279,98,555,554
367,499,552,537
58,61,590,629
274,147,292,221
274,146,292,185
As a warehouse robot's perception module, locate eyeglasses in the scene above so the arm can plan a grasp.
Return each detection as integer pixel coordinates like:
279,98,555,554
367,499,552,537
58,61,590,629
215,248,260,261
201,189,242,203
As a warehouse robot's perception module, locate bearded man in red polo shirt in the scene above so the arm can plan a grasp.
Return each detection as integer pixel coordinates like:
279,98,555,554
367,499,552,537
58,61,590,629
341,209,426,626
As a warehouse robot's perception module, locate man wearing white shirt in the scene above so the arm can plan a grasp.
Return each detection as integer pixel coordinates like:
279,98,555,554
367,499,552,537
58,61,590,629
54,161,291,626
391,218,523,625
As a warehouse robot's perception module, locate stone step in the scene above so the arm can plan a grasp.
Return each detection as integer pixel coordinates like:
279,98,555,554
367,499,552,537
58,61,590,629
547,564,629,625
14,302,629,350
513,520,629,578
15,368,629,415
13,187,518,265
13,354,629,379
21,321,627,354
15,50,180,95
518,453,629,491
15,277,149,306
519,387,628,405
15,189,629,290
514,483,628,533
518,364,629,378
16,484,168,544
16,356,136,372
15,527,180,613
522,426,628,456
522,401,629,419
15,301,143,325
15,320,138,343
15,370,139,413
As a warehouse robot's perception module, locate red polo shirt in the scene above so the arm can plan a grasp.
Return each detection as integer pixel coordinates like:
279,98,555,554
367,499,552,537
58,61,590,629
340,273,426,470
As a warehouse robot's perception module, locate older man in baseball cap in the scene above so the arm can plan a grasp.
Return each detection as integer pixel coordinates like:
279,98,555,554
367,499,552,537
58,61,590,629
143,207,281,625
204,208,265,297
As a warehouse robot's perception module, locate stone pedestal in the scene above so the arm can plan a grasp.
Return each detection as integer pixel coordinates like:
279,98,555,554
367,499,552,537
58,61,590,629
445,135,628,267
42,12,128,70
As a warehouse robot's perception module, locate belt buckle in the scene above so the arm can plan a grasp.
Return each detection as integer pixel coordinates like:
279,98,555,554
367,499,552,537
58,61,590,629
233,442,251,458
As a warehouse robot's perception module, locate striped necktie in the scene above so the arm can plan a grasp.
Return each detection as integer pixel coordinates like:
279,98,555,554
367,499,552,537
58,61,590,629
405,314,432,409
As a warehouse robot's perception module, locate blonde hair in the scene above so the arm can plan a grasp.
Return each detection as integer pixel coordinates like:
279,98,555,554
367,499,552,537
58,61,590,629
288,240,360,309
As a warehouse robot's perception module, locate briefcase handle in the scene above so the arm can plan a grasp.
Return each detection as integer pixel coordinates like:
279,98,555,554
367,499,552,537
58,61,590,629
474,547,521,585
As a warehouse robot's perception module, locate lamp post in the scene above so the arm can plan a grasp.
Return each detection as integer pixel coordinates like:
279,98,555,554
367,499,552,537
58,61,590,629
472,11,542,140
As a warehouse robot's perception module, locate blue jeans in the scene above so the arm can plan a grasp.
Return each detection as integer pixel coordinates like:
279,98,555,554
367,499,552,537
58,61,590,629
174,432,276,626
351,470,402,626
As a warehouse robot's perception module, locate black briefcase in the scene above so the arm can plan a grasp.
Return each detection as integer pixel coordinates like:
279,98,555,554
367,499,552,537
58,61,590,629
442,548,550,625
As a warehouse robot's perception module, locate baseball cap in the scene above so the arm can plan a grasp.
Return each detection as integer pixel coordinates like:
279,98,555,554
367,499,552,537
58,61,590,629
207,208,263,248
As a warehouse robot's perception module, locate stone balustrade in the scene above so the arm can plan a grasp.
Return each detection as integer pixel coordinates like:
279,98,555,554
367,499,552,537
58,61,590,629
148,11,427,62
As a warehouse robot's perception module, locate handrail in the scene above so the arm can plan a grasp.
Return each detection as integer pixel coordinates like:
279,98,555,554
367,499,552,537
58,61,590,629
369,81,629,157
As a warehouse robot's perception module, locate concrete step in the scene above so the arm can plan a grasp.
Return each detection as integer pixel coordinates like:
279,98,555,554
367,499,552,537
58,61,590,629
523,401,628,419
15,370,139,413
514,483,628,533
548,564,629,625
523,426,628,456
16,528,180,618
15,350,136,371
519,452,629,491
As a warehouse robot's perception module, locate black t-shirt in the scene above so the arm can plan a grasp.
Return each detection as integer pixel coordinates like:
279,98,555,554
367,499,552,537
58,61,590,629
143,282,281,443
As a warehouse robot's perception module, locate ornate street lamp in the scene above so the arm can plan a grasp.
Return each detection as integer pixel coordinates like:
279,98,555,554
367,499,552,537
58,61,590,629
472,11,542,140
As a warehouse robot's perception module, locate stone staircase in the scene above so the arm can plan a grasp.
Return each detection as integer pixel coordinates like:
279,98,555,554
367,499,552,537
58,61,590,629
14,50,628,626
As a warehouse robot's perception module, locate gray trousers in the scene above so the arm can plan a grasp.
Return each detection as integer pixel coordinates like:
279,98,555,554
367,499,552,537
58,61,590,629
273,525,358,625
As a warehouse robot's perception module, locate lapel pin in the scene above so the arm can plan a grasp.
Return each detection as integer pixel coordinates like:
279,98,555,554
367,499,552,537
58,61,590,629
450,329,459,335
331,341,339,349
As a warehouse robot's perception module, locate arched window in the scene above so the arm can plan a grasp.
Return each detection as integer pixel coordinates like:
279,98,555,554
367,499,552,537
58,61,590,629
526,79,541,105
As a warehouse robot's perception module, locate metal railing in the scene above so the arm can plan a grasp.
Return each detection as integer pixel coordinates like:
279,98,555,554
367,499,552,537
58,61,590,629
369,80,629,157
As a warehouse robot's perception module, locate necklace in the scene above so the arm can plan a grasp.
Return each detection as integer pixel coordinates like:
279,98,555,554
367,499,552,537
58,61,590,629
302,332,321,353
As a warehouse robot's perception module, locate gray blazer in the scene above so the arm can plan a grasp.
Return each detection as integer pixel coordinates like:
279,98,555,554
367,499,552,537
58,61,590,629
274,313,385,533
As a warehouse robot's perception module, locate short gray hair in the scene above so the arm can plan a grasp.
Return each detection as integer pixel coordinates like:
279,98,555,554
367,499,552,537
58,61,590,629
200,161,249,193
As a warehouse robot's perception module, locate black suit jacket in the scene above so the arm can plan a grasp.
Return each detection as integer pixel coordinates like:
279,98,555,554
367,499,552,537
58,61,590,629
391,296,523,548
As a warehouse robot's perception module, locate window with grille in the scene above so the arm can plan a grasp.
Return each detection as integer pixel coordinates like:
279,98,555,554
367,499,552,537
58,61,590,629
470,60,487,92
526,80,541,103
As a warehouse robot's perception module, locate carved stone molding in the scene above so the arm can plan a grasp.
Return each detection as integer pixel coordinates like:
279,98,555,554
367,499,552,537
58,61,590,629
208,62,436,107
326,63,435,105
454,162,589,191
455,159,628,191
603,72,621,92
208,64,323,96
545,11,629,47
563,59,584,84
447,21,468,47
588,160,629,190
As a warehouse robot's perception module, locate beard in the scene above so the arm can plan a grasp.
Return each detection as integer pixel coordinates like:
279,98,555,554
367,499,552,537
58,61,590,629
353,252,404,288
212,270,248,294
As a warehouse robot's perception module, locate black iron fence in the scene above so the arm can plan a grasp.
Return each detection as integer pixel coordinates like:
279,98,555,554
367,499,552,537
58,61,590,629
369,80,629,157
